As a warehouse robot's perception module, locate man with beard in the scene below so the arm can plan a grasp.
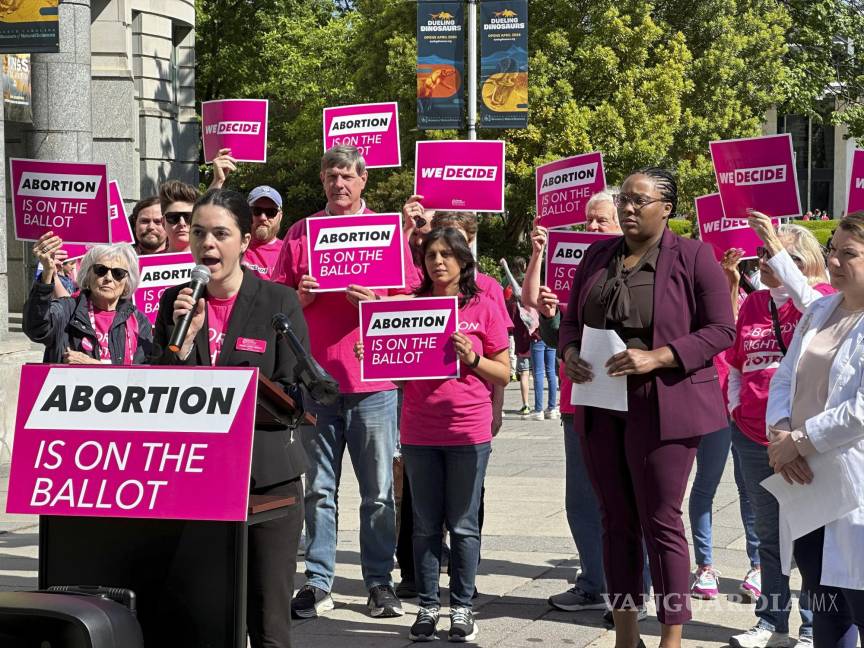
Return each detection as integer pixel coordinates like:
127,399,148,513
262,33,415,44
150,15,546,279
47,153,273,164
243,185,284,280
131,196,167,255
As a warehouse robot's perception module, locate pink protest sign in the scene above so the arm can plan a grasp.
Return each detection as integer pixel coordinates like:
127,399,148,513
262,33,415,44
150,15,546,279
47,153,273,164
63,181,135,260
359,297,459,382
536,152,606,229
710,134,801,220
545,230,620,304
306,213,406,292
134,251,196,324
323,102,401,169
11,158,110,244
414,140,505,212
6,365,257,521
695,193,779,261
847,149,864,214
201,99,269,163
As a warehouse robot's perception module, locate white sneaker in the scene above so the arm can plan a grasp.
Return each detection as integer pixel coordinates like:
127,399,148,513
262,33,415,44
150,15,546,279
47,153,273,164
730,625,790,648
544,407,561,419
796,636,813,647
527,410,544,421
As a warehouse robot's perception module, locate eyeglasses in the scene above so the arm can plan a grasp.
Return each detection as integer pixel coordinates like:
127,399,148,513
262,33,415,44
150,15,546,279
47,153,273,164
164,211,192,225
614,193,667,210
251,206,279,219
92,264,129,281
758,246,806,267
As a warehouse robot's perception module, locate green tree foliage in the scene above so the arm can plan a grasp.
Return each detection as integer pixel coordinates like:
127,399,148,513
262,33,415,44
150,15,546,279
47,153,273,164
194,0,805,251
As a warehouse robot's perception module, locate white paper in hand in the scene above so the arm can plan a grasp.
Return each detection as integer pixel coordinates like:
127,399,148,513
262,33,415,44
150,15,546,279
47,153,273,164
570,326,628,412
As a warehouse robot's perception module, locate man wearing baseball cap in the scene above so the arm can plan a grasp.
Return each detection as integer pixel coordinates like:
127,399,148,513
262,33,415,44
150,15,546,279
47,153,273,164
243,185,284,280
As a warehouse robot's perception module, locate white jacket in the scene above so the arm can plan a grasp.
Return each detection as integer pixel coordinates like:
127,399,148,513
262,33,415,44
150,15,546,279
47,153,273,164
766,292,864,590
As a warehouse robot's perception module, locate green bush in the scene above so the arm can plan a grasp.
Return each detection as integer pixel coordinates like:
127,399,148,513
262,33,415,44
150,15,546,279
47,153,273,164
668,218,693,238
792,220,837,246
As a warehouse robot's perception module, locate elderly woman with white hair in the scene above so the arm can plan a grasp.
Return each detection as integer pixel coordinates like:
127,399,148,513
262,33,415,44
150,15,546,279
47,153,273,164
23,231,152,365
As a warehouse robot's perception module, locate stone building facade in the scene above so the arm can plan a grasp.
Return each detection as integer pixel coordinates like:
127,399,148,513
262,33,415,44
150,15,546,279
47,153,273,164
1,0,199,326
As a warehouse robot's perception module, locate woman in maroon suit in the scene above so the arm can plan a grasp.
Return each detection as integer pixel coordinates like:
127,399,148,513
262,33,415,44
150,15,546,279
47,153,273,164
559,169,735,648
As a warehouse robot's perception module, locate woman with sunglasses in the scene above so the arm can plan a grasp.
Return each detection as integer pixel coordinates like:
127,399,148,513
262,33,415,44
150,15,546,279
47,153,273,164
159,179,199,253
24,232,153,364
726,213,832,648
558,168,735,648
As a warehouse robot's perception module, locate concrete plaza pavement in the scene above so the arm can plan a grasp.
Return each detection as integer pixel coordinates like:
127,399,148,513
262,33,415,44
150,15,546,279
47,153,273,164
0,382,824,647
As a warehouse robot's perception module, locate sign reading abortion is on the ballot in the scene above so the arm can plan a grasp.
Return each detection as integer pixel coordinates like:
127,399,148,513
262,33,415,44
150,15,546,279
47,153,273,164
306,213,406,292
536,152,606,229
324,102,401,168
414,140,505,212
709,134,801,220
847,149,864,214
695,193,779,261
63,181,135,260
134,251,197,324
6,365,258,521
360,297,459,382
11,158,110,244
201,99,269,163
546,231,620,304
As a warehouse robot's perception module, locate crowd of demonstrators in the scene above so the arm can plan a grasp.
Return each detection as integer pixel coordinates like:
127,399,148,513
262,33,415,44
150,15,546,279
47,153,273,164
723,216,833,648
130,196,167,256
767,213,864,648
272,145,417,621
24,235,152,365
153,188,309,648
503,258,535,415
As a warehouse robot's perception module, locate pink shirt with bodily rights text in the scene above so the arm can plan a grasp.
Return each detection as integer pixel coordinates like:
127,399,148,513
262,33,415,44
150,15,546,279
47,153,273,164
206,294,238,365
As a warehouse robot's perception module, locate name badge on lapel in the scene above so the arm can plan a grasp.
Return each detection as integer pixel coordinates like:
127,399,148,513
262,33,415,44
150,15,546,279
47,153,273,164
236,337,267,354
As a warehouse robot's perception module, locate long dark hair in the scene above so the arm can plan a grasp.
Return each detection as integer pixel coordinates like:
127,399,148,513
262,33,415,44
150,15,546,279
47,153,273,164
417,227,478,307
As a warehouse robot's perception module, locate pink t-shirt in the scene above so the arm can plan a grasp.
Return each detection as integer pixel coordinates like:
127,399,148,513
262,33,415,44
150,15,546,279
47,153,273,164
401,295,510,446
92,308,115,363
727,285,834,445
242,238,284,280
206,294,238,365
273,208,420,394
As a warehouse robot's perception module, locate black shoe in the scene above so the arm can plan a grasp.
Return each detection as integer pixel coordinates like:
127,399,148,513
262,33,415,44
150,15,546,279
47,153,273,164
396,579,418,599
291,584,334,619
602,606,648,628
448,606,478,642
409,606,440,642
367,584,404,618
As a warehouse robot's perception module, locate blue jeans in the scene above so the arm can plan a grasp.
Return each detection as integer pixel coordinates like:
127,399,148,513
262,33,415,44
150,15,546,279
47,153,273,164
689,423,760,567
302,389,398,591
531,340,558,412
564,417,651,599
402,442,491,610
731,423,813,635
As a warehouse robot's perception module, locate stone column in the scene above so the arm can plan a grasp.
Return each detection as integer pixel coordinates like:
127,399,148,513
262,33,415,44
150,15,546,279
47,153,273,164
26,0,93,162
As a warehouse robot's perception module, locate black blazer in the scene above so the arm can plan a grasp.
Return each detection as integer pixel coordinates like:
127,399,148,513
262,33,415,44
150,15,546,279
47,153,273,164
153,268,310,489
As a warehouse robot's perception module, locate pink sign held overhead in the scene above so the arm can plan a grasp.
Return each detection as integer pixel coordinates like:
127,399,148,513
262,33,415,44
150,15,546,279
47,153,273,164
201,99,269,163
323,102,401,168
847,149,864,215
306,213,406,292
695,193,779,261
414,140,505,212
134,251,196,324
6,365,257,521
360,297,459,382
710,134,801,220
536,152,606,229
63,181,135,260
545,230,620,304
11,158,110,244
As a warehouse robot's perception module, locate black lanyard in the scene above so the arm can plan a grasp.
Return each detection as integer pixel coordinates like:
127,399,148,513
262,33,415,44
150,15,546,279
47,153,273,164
769,298,787,356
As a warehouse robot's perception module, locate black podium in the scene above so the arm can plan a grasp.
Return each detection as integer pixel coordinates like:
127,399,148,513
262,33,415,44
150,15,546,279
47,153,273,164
37,376,312,648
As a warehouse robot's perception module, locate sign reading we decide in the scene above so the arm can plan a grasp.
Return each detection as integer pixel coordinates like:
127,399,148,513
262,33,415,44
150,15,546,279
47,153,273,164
6,365,258,521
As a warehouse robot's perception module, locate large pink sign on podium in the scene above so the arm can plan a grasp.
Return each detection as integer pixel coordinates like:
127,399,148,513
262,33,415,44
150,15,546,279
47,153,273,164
6,365,258,521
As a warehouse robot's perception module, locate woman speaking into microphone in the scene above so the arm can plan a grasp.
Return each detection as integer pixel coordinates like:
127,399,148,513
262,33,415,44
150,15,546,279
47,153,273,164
153,188,310,648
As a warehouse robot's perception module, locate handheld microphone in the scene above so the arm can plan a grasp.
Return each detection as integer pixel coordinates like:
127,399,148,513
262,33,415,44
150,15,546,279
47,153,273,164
168,265,211,353
271,313,340,406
